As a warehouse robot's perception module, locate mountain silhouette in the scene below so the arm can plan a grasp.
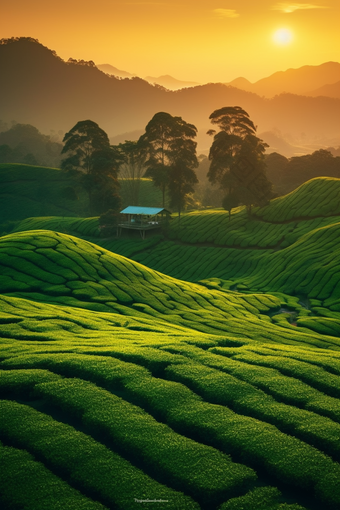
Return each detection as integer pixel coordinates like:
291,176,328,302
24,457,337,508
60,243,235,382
97,63,135,78
226,62,340,98
307,81,340,99
1,38,339,154
98,64,199,90
144,75,200,90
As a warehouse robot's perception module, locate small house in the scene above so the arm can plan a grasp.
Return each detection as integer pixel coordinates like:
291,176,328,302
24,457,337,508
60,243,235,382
118,206,171,238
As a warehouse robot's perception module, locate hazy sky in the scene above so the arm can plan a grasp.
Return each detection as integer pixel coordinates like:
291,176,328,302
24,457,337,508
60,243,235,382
2,0,339,82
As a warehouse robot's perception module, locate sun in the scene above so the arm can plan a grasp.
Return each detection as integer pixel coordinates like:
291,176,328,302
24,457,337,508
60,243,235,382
273,28,293,45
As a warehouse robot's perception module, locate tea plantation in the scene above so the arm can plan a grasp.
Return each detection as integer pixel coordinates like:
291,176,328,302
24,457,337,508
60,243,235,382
1,176,340,509
0,163,165,227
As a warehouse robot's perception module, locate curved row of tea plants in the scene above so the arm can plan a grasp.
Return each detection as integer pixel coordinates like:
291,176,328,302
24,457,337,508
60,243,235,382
0,163,89,223
2,313,340,509
0,164,167,228
1,229,340,348
2,177,340,509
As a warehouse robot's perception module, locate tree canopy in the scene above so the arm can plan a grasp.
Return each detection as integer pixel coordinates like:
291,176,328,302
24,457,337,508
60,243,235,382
208,106,272,217
139,112,198,211
266,149,340,196
61,120,113,173
61,120,121,215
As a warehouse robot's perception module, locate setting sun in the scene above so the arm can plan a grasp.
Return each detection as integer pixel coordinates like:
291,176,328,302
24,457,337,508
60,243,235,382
273,28,294,46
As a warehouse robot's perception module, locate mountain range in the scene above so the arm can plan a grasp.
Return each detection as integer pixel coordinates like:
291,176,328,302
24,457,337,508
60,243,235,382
0,37,339,155
226,62,340,98
97,64,199,90
97,61,340,98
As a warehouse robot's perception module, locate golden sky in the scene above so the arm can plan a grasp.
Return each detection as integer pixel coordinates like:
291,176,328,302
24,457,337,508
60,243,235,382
1,0,339,82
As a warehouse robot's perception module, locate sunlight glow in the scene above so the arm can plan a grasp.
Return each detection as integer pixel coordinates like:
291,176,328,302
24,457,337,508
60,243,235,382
272,3,328,13
273,28,294,45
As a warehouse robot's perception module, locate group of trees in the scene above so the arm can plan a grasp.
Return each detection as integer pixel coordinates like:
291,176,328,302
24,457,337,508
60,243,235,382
60,107,273,225
0,123,62,167
61,113,200,221
266,149,340,195
140,112,198,217
207,106,272,219
61,120,122,216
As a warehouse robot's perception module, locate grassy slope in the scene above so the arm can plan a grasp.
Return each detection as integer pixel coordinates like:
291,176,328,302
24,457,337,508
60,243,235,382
1,177,340,509
0,163,90,223
0,164,165,229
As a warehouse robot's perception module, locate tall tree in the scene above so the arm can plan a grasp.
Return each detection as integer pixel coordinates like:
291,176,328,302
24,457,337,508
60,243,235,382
61,120,111,173
139,112,198,208
61,120,121,214
167,137,198,219
208,106,272,217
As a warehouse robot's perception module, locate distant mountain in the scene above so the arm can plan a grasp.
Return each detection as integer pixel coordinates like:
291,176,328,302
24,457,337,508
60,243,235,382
226,62,340,98
144,75,199,90
97,63,135,78
258,131,311,157
98,65,199,90
307,81,340,99
227,77,253,92
0,38,339,155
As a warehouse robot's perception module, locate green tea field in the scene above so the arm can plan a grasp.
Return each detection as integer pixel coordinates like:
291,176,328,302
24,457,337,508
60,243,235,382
1,176,340,509
0,163,165,230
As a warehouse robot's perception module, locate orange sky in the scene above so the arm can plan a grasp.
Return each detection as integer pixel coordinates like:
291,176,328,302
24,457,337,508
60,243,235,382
1,1,339,82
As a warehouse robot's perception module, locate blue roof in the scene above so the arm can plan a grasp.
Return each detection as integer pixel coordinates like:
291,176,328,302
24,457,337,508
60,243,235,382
120,206,170,215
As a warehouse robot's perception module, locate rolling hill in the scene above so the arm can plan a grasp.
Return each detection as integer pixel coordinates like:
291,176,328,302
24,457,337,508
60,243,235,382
0,163,89,224
2,176,340,507
0,163,166,227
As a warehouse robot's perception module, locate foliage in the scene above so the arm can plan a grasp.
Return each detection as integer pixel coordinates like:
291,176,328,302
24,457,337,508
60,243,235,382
61,120,110,173
0,123,62,168
0,400,195,509
2,176,340,509
61,120,121,214
0,440,105,510
222,192,240,221
0,164,169,227
31,376,255,505
140,112,198,210
266,150,340,196
167,158,198,218
208,106,272,216
99,199,122,236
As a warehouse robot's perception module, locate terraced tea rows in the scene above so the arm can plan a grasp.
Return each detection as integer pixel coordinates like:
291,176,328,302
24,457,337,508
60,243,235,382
12,216,101,238
0,163,89,222
0,164,167,227
1,296,340,509
1,229,340,349
1,176,340,509
256,177,340,222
